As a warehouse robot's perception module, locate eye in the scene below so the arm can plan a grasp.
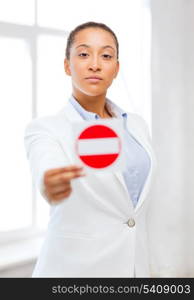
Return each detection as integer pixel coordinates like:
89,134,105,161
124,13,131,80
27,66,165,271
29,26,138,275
78,53,89,57
102,54,113,59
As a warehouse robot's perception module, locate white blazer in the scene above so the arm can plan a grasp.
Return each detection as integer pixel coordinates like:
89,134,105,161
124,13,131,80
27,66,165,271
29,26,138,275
24,99,157,277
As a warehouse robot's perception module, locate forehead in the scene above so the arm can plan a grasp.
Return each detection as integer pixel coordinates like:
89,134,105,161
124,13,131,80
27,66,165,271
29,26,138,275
73,27,116,48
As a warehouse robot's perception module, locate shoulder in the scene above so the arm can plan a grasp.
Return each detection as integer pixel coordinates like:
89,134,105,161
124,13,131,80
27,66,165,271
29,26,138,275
108,98,151,141
24,109,70,137
106,99,151,138
127,112,149,127
126,112,151,141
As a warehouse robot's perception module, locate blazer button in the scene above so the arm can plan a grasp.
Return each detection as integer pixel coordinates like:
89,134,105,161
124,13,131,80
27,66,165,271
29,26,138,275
127,218,135,227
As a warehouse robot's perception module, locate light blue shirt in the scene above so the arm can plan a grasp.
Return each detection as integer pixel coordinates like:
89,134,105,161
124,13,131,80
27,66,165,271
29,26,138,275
69,95,150,207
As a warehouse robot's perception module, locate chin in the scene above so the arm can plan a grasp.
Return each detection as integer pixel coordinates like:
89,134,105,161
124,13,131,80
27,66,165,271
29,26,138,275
85,92,104,97
80,88,107,97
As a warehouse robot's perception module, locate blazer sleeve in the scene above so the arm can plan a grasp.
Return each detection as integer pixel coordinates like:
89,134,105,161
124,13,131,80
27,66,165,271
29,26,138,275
24,118,69,205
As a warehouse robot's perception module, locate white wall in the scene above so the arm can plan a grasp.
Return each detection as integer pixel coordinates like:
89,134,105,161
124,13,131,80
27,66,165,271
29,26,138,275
148,0,194,277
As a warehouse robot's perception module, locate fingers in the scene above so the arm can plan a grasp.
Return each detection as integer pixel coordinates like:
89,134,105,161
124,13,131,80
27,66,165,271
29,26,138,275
43,165,86,203
60,169,86,181
45,168,85,187
46,187,72,201
48,181,71,194
45,165,84,177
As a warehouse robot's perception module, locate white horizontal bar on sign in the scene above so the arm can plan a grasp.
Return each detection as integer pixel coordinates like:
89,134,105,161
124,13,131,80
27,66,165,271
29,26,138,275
77,137,120,155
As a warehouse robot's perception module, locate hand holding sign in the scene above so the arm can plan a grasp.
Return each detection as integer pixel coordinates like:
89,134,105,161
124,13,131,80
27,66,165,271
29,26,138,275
72,119,125,173
43,165,86,203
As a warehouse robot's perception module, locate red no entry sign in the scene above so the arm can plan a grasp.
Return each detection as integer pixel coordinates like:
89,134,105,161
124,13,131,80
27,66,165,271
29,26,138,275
75,124,121,169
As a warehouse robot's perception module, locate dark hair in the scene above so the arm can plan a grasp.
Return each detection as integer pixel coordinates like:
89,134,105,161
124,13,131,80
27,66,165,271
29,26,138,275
65,21,119,60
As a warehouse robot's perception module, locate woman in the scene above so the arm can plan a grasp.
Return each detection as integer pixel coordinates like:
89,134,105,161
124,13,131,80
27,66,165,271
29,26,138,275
24,21,157,277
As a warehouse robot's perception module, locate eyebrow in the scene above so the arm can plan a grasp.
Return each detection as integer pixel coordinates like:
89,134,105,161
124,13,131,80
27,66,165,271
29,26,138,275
75,44,115,51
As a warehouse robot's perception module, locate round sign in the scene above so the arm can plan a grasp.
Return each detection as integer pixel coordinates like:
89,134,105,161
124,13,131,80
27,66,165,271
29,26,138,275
75,124,121,169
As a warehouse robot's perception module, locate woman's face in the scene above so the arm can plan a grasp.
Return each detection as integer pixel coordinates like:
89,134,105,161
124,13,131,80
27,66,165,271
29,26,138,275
64,27,119,97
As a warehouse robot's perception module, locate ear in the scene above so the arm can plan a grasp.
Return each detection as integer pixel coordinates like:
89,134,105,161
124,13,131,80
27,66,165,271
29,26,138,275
64,58,71,76
114,61,120,78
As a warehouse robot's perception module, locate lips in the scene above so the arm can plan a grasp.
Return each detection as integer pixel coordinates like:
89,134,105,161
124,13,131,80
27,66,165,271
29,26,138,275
85,76,103,83
85,76,102,80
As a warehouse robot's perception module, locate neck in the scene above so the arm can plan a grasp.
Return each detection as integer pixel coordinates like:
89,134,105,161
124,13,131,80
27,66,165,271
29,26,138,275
72,89,111,118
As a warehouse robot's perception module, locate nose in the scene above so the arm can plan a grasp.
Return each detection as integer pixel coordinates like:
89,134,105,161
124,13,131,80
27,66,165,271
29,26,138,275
88,55,101,72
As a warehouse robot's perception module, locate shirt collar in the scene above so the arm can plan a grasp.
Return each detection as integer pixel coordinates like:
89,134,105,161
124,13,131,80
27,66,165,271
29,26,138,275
69,95,127,121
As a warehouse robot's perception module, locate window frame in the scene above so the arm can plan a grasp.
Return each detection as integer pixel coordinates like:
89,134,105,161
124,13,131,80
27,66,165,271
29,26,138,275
0,20,68,245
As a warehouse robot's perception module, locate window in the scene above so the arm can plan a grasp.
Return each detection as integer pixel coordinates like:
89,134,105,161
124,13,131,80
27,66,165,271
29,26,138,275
0,0,151,242
0,37,32,231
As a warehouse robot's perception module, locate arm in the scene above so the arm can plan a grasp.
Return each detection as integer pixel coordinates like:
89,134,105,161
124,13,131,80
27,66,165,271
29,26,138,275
24,118,85,205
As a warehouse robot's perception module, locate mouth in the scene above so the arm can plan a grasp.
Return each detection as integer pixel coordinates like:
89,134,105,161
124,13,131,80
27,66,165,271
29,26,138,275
85,76,103,83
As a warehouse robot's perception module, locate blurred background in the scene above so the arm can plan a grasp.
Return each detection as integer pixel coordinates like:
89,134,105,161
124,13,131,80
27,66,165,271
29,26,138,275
0,0,193,277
